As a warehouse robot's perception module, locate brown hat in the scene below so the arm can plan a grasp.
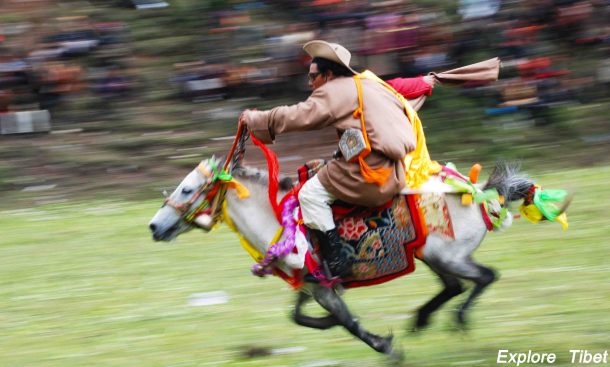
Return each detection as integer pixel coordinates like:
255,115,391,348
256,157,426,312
303,40,358,74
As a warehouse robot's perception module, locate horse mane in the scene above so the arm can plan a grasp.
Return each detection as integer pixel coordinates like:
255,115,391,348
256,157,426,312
232,166,295,191
483,161,534,203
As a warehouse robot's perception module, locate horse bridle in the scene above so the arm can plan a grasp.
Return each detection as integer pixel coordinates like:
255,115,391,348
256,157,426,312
162,163,220,224
164,122,250,228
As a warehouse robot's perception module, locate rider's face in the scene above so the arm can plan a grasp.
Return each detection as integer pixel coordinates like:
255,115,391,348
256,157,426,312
308,63,327,90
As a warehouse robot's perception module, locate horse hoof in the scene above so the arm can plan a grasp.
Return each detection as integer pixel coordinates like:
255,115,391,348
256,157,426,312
371,333,395,355
410,324,422,333
411,317,429,333
455,310,469,332
386,344,405,366
457,310,465,324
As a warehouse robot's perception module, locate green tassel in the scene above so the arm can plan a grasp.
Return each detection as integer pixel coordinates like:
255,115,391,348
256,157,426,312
533,188,568,222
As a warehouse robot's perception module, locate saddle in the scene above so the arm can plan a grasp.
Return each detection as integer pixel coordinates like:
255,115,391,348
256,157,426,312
296,160,428,288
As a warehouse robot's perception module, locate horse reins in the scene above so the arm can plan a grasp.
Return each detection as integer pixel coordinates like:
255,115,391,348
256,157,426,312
224,117,249,172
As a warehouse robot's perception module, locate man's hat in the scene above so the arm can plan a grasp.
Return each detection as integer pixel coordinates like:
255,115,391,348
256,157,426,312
303,40,357,74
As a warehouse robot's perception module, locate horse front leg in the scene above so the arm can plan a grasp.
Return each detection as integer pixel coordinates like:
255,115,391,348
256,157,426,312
311,285,402,360
292,289,340,330
413,266,464,331
429,255,497,328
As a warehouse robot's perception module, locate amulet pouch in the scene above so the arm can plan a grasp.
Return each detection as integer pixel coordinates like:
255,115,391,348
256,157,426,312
339,128,367,162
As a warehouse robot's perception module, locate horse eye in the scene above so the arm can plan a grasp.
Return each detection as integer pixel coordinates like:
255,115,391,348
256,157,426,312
181,188,193,195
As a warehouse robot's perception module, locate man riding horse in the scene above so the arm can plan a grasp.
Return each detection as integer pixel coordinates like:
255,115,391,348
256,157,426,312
241,40,440,278
150,43,573,358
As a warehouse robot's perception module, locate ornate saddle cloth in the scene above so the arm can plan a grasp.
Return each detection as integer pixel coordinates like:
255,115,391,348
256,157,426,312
328,195,427,288
296,159,455,289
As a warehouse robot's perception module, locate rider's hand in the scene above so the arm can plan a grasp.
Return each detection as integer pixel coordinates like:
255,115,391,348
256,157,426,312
240,109,258,128
240,109,251,127
423,74,439,88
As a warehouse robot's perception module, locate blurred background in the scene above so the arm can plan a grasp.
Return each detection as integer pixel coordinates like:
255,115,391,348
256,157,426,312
0,0,608,205
1,1,609,366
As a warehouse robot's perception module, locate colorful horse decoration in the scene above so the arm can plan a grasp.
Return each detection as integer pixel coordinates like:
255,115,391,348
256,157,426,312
149,123,571,361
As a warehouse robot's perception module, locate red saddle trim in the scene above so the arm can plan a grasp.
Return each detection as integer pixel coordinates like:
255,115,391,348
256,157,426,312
330,199,394,221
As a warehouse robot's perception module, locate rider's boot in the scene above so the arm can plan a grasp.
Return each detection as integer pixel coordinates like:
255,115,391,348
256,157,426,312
316,228,353,278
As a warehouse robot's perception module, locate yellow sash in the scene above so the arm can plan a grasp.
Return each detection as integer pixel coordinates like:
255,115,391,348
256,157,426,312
357,71,442,188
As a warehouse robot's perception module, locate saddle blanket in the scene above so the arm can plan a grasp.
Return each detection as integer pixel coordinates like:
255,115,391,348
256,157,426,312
329,194,427,288
267,160,455,289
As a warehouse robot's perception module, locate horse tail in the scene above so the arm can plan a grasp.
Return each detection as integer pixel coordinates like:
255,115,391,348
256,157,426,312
483,161,535,203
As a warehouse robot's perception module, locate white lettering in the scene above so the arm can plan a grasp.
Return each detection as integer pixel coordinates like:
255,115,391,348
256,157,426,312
497,349,509,363
570,350,580,363
517,352,527,366
531,352,541,363
569,349,609,364
585,350,592,364
508,351,517,363
497,349,559,365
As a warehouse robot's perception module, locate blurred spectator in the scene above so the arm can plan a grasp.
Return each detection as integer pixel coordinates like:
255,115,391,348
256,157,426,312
92,67,133,101
597,57,610,97
458,0,501,20
554,0,593,42
35,61,83,109
498,21,545,59
42,29,99,57
171,61,228,102
361,4,406,77
0,90,12,113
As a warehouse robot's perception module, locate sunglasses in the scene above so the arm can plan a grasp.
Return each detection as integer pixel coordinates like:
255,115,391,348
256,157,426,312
308,72,321,81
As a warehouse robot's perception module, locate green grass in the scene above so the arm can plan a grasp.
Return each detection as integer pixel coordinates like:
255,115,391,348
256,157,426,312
0,172,609,367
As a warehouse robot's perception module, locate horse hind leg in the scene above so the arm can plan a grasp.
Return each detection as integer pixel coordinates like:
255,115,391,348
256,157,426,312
454,260,497,327
413,268,465,331
292,289,340,330
311,285,402,360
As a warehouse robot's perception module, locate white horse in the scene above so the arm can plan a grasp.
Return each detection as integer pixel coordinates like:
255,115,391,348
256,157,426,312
149,152,548,360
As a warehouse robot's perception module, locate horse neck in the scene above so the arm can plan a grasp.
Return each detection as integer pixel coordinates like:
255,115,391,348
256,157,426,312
223,178,282,254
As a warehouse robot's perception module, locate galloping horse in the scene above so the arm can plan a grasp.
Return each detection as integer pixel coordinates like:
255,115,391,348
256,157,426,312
148,129,559,360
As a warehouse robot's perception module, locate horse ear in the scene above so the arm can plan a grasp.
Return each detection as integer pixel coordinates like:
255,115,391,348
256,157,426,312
279,176,295,191
205,155,222,171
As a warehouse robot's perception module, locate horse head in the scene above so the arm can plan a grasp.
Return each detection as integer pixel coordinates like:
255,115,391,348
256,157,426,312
149,156,229,241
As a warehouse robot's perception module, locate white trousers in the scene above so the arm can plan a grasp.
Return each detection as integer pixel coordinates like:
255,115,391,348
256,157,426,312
298,175,336,232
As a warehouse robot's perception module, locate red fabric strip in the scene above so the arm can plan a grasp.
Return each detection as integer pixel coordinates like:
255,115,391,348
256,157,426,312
480,203,494,231
249,131,282,223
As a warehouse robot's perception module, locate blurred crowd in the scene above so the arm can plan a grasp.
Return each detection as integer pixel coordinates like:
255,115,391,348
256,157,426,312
0,14,134,115
1,0,609,122
171,0,610,120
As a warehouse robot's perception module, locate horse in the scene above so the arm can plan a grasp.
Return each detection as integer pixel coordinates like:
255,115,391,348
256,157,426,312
148,136,557,361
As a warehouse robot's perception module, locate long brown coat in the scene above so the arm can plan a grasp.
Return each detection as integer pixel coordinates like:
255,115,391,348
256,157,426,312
246,76,416,207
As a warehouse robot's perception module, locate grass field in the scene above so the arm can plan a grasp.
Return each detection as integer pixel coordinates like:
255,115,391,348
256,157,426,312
1,166,608,367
